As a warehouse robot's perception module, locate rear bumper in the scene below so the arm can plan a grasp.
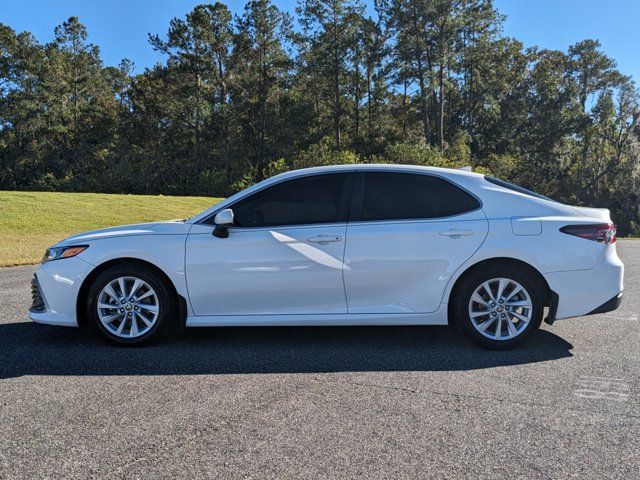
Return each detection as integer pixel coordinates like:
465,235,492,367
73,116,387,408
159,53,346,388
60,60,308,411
543,244,623,320
587,292,623,315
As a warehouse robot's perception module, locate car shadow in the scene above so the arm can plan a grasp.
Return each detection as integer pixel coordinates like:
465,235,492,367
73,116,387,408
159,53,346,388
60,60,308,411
0,322,573,378
0,322,573,379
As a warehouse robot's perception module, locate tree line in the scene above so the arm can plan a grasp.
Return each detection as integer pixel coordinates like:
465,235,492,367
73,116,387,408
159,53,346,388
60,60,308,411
1,0,639,233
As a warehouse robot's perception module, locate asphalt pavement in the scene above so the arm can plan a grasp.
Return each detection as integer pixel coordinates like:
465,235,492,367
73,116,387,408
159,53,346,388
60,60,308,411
0,242,638,479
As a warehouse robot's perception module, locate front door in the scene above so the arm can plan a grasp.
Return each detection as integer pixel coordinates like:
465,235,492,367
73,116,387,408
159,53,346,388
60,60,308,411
186,173,353,316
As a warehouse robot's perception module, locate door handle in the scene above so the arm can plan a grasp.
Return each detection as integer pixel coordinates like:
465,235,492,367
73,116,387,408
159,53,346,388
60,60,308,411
439,229,474,238
307,234,343,244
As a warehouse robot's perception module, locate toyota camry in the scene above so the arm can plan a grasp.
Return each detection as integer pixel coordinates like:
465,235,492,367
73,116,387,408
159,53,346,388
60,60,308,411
29,165,624,349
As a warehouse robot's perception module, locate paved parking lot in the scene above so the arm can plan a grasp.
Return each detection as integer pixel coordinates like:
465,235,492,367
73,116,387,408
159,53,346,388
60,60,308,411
0,242,638,479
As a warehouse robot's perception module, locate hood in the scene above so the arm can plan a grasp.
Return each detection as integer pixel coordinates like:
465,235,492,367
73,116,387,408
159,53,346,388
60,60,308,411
58,220,190,246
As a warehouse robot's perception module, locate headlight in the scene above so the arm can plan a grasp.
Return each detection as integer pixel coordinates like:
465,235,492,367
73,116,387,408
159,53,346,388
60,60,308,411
42,245,89,263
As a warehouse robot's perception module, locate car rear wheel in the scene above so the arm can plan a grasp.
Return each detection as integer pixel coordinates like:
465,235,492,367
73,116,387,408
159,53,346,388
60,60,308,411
452,265,545,350
86,263,175,346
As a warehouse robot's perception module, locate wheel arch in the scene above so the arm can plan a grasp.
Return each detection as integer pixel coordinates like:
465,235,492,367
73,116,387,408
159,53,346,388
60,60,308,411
76,257,188,329
446,257,552,322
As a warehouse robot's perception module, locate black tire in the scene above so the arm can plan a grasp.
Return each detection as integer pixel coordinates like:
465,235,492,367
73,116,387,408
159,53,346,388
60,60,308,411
86,263,175,346
452,264,545,350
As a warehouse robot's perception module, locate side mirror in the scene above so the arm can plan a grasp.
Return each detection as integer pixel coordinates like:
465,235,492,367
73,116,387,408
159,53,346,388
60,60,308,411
212,209,234,238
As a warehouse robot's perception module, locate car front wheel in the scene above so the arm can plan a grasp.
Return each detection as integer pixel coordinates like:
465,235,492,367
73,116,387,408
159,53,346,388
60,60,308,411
453,265,545,350
86,263,175,346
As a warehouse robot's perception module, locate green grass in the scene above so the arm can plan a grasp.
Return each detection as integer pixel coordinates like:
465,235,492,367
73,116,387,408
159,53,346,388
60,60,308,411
0,191,222,267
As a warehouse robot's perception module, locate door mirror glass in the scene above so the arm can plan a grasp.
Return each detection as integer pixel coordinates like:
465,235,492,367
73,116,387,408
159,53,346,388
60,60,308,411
214,209,234,226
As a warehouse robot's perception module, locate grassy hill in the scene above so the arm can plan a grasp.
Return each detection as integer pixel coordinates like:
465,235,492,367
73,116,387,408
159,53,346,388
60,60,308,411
0,191,221,266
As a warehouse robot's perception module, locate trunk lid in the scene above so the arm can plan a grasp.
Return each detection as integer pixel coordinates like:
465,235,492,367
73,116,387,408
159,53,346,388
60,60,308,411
571,206,612,223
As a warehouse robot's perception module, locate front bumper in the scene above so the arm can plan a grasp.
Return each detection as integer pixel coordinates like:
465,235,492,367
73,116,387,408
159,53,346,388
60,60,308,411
28,256,94,327
30,275,46,312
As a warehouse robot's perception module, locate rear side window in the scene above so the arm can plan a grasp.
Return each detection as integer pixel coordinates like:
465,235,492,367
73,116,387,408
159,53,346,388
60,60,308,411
485,176,557,203
360,172,480,221
232,173,349,227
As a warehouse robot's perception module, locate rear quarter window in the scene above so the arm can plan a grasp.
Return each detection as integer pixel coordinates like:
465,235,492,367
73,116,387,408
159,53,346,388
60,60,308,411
484,176,557,203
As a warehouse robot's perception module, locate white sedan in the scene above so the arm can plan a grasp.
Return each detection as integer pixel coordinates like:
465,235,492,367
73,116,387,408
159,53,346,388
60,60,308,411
29,165,624,349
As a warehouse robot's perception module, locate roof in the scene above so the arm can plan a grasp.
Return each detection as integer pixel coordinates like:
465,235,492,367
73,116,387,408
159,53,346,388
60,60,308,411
269,163,485,181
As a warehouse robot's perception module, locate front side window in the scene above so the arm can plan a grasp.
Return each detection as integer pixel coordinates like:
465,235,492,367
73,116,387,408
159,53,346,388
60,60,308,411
360,172,480,221
231,173,349,228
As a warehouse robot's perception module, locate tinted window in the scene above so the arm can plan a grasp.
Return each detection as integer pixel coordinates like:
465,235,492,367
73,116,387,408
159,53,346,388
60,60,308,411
360,172,480,221
232,173,349,227
485,176,557,203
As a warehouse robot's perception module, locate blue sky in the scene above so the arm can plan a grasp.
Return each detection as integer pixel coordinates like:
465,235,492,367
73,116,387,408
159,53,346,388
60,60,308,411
1,0,639,82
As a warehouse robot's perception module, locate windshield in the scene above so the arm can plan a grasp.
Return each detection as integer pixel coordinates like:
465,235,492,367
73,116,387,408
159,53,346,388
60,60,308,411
484,176,558,203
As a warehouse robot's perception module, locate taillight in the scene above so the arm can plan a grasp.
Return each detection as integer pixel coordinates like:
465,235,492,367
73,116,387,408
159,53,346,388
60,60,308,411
560,223,616,244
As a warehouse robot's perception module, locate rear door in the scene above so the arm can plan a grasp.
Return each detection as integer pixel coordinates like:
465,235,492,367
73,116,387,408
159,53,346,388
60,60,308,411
343,171,488,314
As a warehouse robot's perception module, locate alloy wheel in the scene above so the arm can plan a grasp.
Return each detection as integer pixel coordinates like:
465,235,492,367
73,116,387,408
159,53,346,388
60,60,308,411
97,276,159,339
468,277,533,340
